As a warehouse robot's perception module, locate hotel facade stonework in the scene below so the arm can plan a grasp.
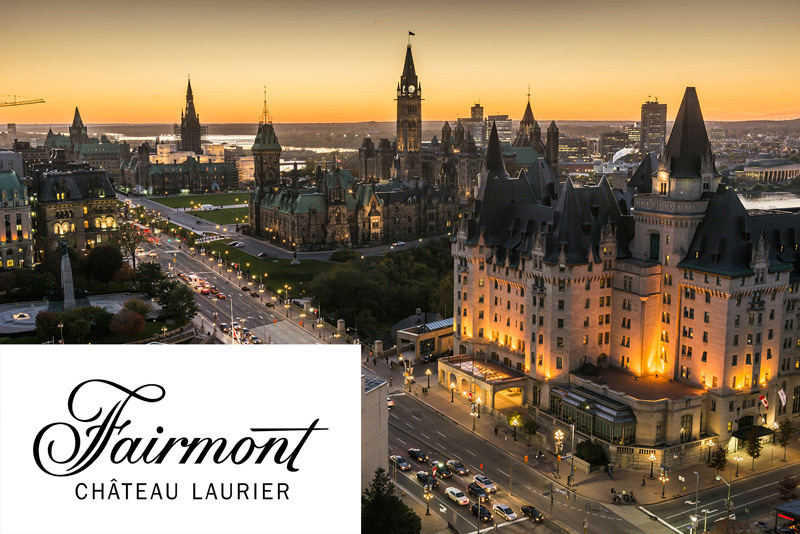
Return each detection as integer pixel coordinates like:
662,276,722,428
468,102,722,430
439,88,800,470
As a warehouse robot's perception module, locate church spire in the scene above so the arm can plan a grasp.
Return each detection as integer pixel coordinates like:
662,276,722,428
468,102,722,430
399,43,418,93
184,76,197,120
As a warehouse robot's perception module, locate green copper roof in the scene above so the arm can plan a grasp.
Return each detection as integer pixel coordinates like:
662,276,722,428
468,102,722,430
252,122,281,151
0,170,27,198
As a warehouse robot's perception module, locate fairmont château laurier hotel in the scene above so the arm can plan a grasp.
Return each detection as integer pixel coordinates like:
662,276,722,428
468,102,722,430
442,87,800,469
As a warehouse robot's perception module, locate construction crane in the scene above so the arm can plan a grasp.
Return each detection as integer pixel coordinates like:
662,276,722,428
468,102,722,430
0,95,45,108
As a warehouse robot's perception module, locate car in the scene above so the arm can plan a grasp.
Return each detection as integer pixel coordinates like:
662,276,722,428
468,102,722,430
257,252,269,258
467,483,489,503
148,251,158,257
408,449,428,463
177,272,186,278
231,322,241,330
250,336,263,344
135,247,144,254
470,503,492,522
429,460,452,479
228,241,242,247
447,460,468,475
445,487,469,506
219,323,231,333
217,293,227,299
241,286,250,292
387,397,395,409
492,504,517,521
265,301,275,308
250,291,260,298
389,455,410,471
421,353,440,364
415,471,438,489
210,286,218,293
392,241,406,246
241,328,251,338
200,288,209,295
520,505,543,522
473,475,497,493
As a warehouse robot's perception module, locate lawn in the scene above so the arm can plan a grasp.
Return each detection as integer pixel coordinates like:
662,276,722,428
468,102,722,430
200,240,331,297
150,192,251,209
193,208,250,226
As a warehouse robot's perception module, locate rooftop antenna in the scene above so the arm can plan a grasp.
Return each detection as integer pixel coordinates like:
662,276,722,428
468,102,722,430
527,84,531,103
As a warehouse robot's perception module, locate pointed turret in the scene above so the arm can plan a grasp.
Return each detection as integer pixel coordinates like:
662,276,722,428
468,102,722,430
179,77,202,154
483,122,509,180
546,121,559,175
184,78,198,121
72,107,83,129
663,87,717,180
68,106,88,149
521,101,535,129
400,45,418,91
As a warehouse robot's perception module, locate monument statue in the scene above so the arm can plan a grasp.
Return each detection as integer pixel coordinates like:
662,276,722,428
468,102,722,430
60,241,77,311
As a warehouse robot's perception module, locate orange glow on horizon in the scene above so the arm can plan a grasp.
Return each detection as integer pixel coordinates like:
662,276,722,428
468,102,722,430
3,1,799,124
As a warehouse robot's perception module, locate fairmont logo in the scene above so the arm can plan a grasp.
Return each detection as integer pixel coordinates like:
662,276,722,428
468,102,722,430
33,379,327,477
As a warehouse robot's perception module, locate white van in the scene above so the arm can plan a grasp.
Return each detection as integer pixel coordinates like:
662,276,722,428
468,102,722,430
200,204,214,211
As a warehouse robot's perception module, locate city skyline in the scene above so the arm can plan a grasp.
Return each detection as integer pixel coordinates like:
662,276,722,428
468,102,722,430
4,0,800,124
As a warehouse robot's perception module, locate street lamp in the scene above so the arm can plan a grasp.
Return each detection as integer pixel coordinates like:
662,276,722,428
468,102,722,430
423,485,432,515
555,430,564,477
649,453,657,479
450,382,455,402
471,402,478,431
511,415,520,441
716,474,732,533
690,515,698,534
706,438,714,463
734,455,742,477
476,397,482,419
426,368,431,389
58,322,64,344
161,326,168,339
659,471,669,498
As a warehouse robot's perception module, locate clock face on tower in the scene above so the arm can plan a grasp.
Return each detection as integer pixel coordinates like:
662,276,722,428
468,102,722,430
408,85,415,94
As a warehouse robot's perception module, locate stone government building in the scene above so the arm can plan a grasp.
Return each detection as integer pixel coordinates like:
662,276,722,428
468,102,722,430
250,45,458,250
30,151,117,255
440,87,800,469
359,45,559,200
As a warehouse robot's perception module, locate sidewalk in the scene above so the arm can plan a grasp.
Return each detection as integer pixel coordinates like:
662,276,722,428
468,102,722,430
370,357,800,508
395,480,451,534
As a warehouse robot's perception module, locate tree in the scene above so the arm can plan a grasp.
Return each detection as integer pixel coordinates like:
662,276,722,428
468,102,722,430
430,274,453,318
745,428,763,470
124,298,153,318
777,419,795,461
110,264,136,284
523,419,540,445
35,310,61,342
81,306,113,339
116,221,146,270
135,262,168,297
110,309,145,336
710,443,728,473
162,284,198,324
86,245,124,286
362,468,421,534
778,475,799,502
61,311,91,343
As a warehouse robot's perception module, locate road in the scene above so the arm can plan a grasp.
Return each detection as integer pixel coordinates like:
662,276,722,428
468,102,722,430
387,389,643,534
137,239,326,344
121,193,448,261
641,457,799,533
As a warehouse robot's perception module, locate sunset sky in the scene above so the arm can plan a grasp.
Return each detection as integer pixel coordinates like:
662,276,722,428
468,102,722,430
4,0,799,124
